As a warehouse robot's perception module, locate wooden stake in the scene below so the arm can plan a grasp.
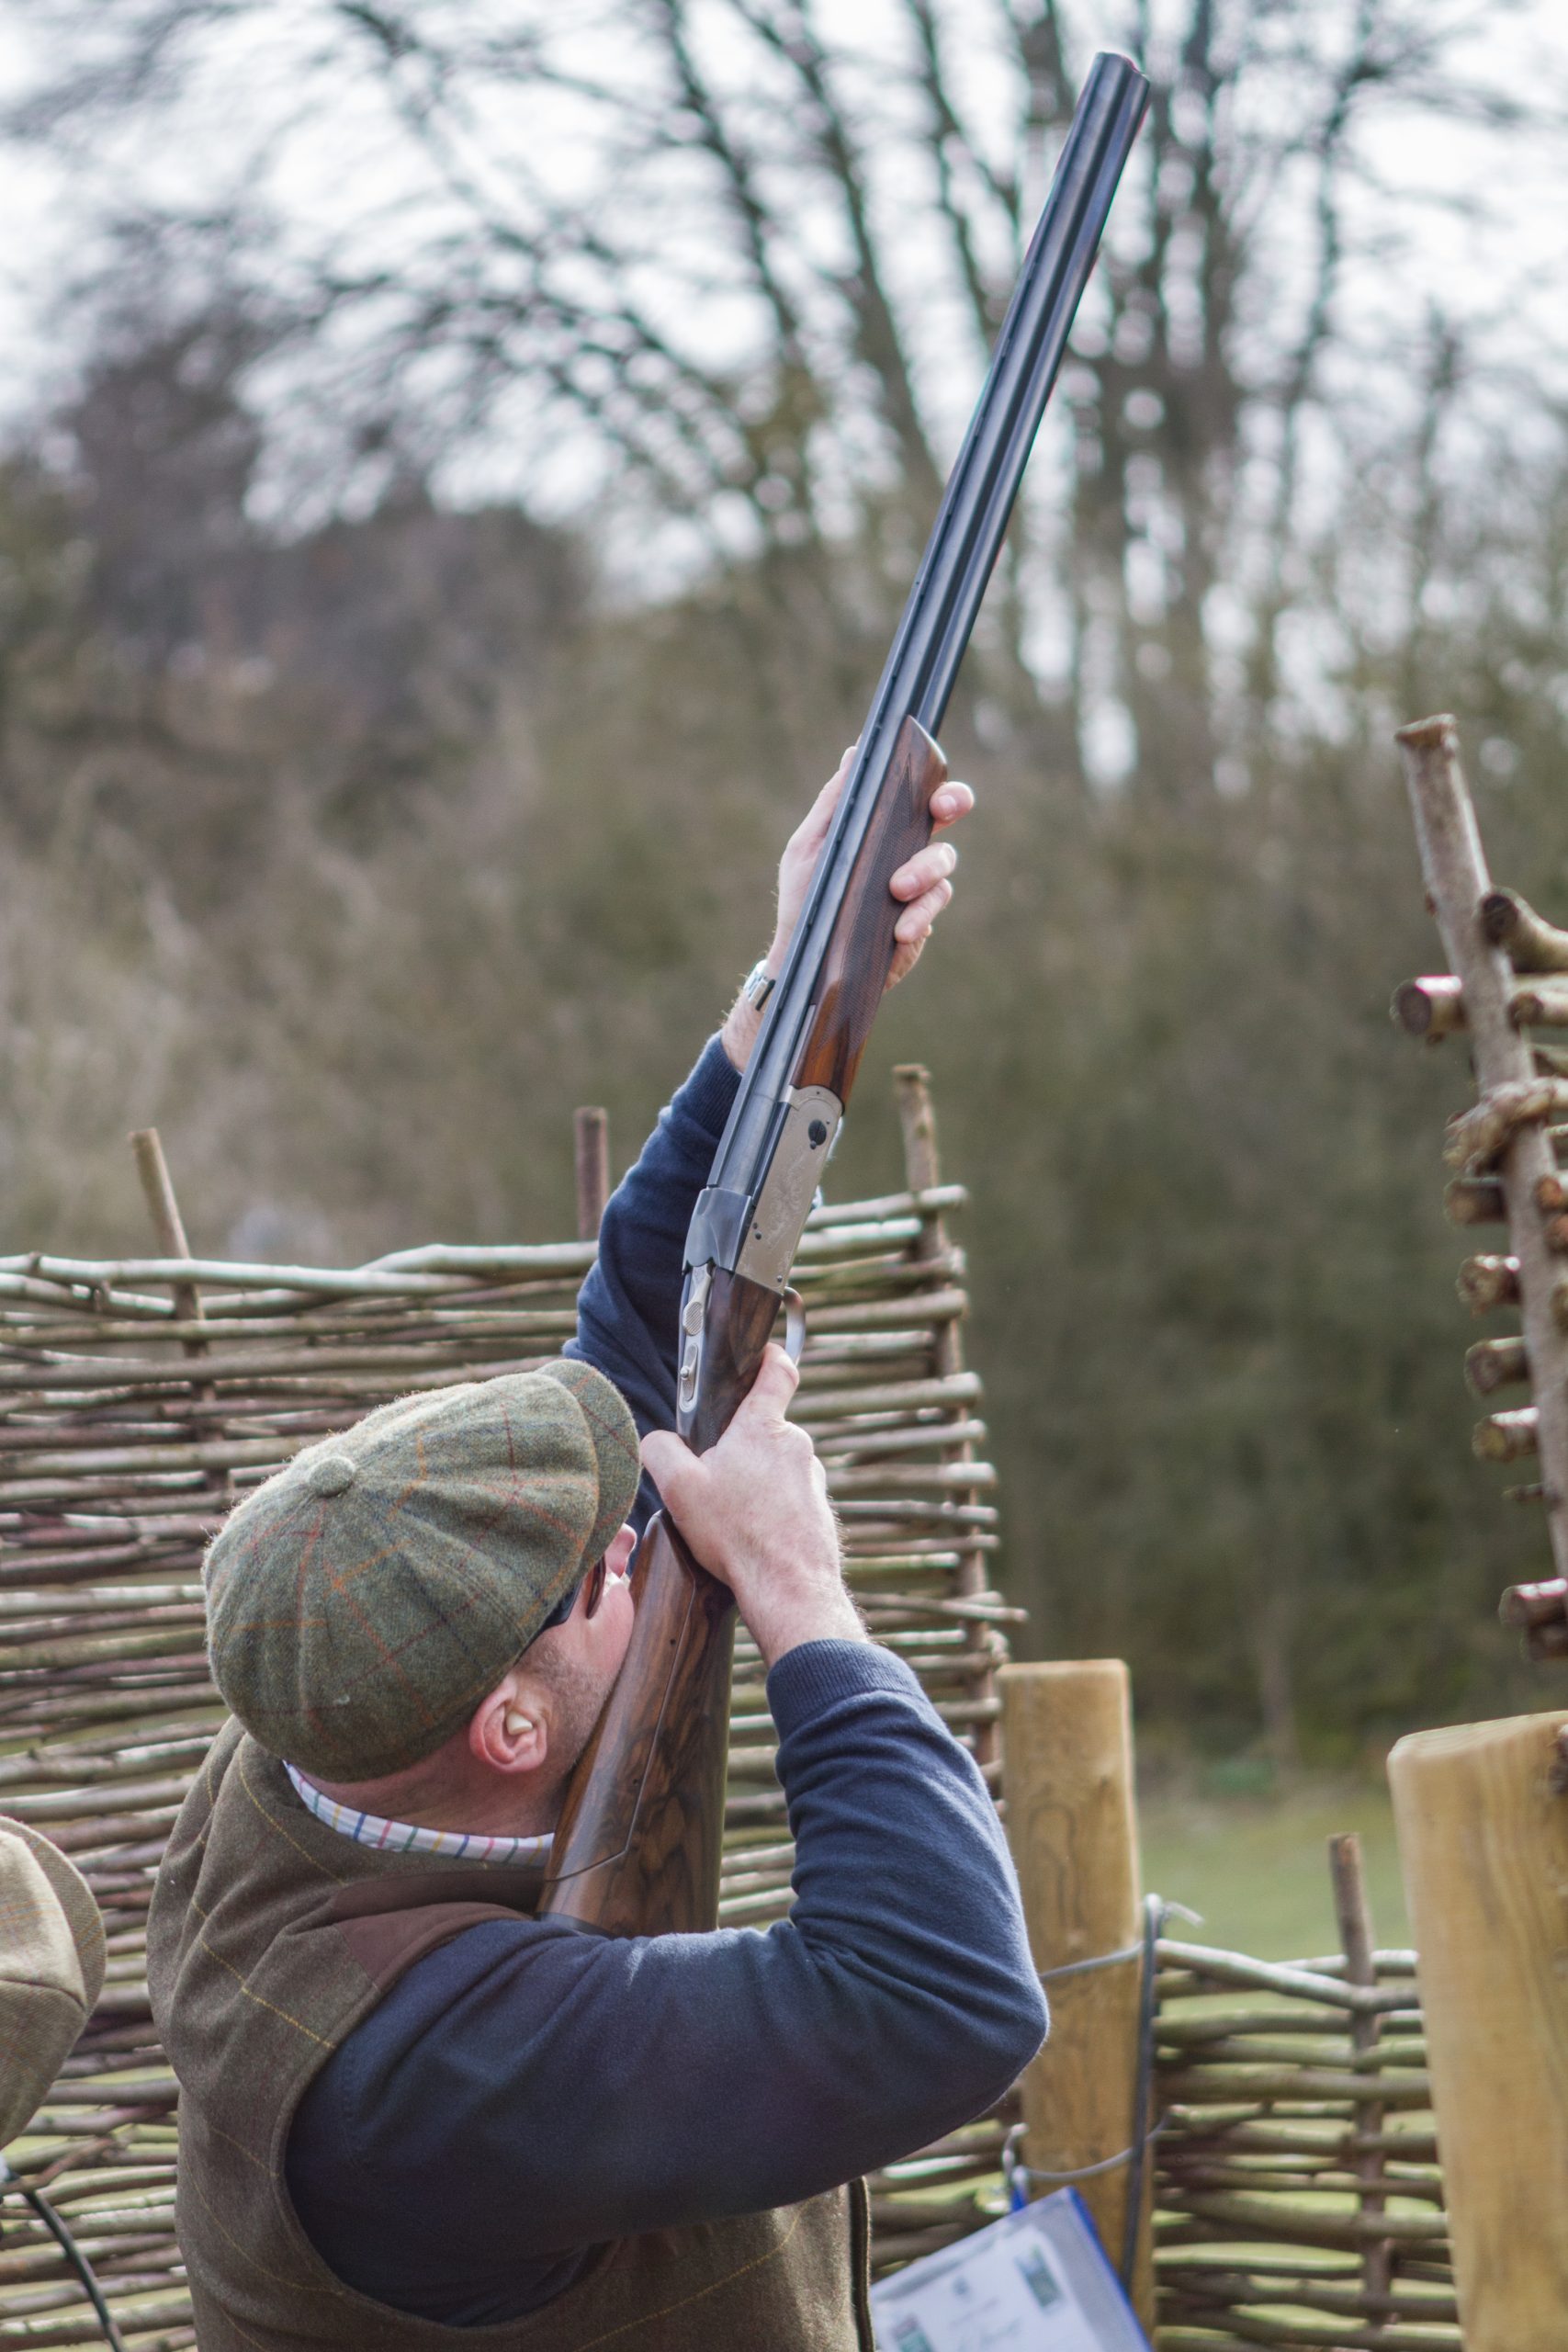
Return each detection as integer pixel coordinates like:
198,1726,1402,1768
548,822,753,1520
128,1132,202,1340
1388,1710,1568,2350
1327,1832,1391,2329
1396,718,1568,1596
1000,1660,1153,2329
573,1107,610,1242
894,1064,998,1768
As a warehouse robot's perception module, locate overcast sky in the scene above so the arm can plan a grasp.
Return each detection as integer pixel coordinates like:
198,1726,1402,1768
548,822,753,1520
2,0,1566,555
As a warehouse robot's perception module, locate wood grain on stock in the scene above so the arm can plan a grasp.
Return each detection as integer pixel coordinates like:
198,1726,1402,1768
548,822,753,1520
539,1512,736,1935
793,716,948,1100
683,1267,784,1456
539,1277,780,1932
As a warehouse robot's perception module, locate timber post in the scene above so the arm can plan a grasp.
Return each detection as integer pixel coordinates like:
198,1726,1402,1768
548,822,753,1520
129,1127,204,1339
999,1658,1153,2329
1395,718,1568,1606
574,1106,610,1241
1327,1831,1391,2327
894,1063,1002,1772
1388,1709,1568,2349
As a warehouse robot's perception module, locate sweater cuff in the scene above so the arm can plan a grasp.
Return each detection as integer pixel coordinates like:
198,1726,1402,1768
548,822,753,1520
674,1035,742,1140
766,1639,926,1737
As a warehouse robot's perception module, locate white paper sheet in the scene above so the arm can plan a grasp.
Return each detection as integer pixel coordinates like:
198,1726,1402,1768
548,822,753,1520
869,2190,1149,2352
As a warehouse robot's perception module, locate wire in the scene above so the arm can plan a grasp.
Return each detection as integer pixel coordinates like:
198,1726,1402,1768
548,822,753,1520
1,2163,130,2352
1005,1894,1196,2294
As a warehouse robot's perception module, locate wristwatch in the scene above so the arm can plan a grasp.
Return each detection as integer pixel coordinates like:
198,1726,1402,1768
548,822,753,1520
741,957,777,1011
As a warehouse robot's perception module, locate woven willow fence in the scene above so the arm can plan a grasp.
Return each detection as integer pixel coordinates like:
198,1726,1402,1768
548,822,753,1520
0,1067,1459,2351
1154,1933,1453,2351
0,1067,1017,2345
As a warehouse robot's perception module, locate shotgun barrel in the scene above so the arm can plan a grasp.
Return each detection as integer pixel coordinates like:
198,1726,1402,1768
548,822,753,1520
688,48,1151,1336
540,52,1148,1934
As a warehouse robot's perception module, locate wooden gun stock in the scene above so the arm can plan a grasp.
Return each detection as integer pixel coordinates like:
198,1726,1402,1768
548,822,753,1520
539,1512,736,1935
794,719,948,1099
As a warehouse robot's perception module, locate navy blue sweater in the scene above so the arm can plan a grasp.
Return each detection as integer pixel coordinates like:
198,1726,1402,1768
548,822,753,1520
286,1039,1046,2323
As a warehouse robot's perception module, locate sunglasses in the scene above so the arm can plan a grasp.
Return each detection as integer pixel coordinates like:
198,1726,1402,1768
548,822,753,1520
534,1553,609,1639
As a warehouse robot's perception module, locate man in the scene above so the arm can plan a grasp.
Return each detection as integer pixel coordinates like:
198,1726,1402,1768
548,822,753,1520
149,753,1048,2350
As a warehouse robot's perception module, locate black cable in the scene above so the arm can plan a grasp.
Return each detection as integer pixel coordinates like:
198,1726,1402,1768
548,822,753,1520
11,2178,131,2352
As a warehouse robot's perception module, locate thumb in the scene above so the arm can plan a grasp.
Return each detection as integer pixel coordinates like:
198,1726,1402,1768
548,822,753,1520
737,1341,800,1423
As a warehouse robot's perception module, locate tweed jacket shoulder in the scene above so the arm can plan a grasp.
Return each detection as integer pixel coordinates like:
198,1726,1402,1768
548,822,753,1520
148,1720,871,2352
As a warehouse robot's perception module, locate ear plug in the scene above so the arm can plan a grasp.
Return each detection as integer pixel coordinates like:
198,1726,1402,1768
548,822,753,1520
502,1709,534,1738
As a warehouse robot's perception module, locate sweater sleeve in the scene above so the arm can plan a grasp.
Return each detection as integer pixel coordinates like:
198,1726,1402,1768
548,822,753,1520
286,1644,1047,2326
566,1035,738,1478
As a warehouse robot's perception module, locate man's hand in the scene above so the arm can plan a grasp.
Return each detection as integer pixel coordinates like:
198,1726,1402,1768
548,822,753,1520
722,745,975,1069
640,1346,867,1668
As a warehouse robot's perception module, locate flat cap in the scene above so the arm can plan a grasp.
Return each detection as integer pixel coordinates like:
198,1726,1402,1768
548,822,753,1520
205,1359,640,1781
0,1819,105,2152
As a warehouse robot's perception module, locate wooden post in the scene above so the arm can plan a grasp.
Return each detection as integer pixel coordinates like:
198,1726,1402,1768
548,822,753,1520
574,1107,610,1241
1395,718,1568,1593
1000,1659,1152,2329
1328,1832,1391,2328
895,1064,1000,1771
129,1127,204,1340
1388,1710,1568,2349
130,1126,225,1500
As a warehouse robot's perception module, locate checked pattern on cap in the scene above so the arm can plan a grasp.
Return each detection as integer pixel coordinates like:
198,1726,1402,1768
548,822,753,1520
204,1360,641,1782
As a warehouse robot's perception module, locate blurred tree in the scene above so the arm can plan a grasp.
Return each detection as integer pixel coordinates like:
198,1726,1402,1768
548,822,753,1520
0,0,1566,1758
9,1,1561,788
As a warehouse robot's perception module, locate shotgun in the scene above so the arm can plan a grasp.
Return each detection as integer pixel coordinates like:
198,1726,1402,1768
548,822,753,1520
541,51,1149,1935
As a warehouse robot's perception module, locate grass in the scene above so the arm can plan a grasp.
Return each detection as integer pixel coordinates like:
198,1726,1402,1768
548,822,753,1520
1137,1773,1411,1960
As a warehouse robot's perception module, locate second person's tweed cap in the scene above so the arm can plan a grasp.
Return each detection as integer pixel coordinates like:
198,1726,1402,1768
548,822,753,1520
204,1358,640,1781
0,1817,105,2152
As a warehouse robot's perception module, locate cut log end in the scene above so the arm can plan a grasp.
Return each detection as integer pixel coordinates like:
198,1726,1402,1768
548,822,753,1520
1391,976,1464,1039
1482,886,1568,976
1394,712,1459,752
1511,978,1568,1029
1465,1336,1529,1396
1498,1577,1568,1631
1444,1176,1506,1227
1473,1407,1540,1464
1456,1254,1520,1312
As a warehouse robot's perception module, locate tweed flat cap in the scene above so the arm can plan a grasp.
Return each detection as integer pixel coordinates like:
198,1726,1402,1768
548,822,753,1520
0,1818,106,2152
205,1359,640,1781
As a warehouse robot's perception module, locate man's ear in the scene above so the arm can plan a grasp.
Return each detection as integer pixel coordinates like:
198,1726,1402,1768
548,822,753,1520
469,1671,549,1776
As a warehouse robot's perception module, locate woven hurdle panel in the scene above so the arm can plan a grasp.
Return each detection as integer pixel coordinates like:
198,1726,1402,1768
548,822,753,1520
0,1069,1010,2344
1154,1938,1455,2351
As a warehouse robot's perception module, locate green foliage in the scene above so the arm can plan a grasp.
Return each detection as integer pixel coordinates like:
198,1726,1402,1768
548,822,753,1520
0,288,1563,1763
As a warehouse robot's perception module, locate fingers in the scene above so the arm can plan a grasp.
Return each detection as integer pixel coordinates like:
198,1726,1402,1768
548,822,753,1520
889,838,957,901
929,779,974,831
640,1343,798,1496
894,876,953,944
639,1425,694,1501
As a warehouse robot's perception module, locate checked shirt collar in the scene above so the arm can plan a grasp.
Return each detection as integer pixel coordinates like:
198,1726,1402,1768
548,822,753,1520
284,1760,552,1866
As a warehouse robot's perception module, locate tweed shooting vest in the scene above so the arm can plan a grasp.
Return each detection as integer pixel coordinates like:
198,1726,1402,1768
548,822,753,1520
148,1722,872,2352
